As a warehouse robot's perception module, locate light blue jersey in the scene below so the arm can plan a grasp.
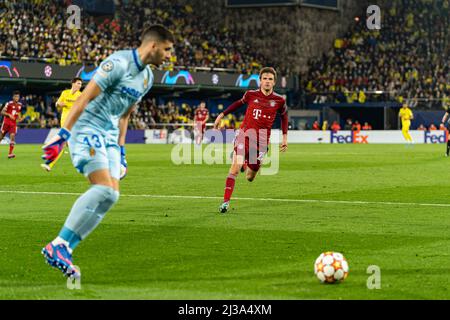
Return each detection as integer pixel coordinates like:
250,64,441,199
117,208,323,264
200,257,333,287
69,49,153,179
74,49,153,142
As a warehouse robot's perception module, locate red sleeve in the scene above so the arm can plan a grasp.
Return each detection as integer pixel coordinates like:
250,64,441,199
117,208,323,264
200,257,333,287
222,91,249,116
279,102,288,135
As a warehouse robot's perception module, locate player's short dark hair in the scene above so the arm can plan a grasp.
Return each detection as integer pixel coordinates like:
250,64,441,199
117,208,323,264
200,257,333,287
12,90,20,96
259,67,277,81
72,77,82,84
141,25,175,44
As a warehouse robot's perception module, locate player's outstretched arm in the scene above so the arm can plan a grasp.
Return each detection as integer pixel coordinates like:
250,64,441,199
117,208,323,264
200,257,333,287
1,104,12,119
280,134,288,152
213,113,224,129
280,105,289,152
55,92,66,112
214,98,245,129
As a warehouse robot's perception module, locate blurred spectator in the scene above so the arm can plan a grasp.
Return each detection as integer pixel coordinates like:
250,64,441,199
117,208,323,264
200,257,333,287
312,120,320,130
429,124,438,131
344,118,353,130
351,120,361,131
362,122,372,130
330,121,341,132
417,124,426,131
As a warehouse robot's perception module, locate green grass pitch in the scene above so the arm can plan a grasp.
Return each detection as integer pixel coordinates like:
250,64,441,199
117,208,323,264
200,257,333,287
0,143,449,299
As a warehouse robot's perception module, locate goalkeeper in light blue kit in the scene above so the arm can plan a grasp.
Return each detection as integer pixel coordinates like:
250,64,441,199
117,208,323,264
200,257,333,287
40,25,174,279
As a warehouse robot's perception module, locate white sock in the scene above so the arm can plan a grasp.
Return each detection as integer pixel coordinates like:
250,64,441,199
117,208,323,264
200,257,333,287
52,236,72,253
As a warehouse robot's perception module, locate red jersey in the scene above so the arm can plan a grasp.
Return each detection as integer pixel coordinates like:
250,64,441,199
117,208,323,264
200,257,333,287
223,89,288,142
2,101,22,125
194,107,209,122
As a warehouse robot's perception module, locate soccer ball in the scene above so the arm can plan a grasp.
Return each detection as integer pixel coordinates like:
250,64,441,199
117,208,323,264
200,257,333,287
314,251,349,283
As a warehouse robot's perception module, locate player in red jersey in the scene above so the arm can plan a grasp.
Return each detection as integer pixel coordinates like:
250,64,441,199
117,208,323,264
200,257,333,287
214,67,288,213
0,91,24,158
194,101,209,145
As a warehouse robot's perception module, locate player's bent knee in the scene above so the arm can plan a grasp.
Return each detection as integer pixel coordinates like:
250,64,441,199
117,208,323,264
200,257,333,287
96,185,120,213
103,186,119,203
109,190,120,205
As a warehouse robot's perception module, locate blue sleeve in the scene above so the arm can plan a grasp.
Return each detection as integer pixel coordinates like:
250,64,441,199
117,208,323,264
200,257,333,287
93,57,127,91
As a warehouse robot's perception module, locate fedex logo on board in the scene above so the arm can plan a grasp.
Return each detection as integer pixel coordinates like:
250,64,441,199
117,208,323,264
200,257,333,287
331,131,369,144
424,131,448,144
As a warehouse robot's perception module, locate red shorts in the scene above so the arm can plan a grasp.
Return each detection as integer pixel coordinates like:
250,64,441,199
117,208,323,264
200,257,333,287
1,121,17,135
233,130,268,172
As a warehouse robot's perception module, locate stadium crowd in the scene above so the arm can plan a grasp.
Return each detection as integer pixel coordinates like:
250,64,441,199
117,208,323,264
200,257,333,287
303,0,450,108
129,98,242,130
0,0,269,73
308,119,373,131
0,0,448,112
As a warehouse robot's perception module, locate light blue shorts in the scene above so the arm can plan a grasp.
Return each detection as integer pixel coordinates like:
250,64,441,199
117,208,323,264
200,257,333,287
69,128,120,180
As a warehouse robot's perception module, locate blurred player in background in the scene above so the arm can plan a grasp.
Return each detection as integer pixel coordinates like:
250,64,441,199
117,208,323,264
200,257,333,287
42,78,83,171
214,67,288,213
40,25,174,279
399,103,414,144
57,78,83,128
0,91,24,158
194,101,209,145
441,104,450,156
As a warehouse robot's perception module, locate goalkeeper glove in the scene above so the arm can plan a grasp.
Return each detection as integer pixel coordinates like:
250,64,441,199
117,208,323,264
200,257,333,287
41,128,71,171
120,145,128,180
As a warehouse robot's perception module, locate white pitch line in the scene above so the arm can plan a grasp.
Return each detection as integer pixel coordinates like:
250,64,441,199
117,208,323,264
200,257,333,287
0,190,450,208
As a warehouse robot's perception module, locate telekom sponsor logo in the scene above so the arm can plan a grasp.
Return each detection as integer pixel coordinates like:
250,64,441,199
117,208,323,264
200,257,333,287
253,109,262,120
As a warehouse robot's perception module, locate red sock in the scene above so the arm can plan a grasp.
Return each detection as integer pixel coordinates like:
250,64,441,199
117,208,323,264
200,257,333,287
9,143,15,155
224,173,237,202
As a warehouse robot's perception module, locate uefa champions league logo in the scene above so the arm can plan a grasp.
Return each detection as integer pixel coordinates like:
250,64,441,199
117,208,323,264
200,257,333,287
212,74,219,85
44,65,53,78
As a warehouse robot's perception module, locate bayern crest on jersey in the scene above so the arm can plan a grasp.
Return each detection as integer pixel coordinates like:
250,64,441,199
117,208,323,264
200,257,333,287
269,100,276,107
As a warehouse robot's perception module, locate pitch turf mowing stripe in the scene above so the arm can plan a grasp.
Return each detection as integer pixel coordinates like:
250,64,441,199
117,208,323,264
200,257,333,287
2,189,450,208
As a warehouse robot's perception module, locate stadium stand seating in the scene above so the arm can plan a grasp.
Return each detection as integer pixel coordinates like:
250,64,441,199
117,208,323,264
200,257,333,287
303,0,450,108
